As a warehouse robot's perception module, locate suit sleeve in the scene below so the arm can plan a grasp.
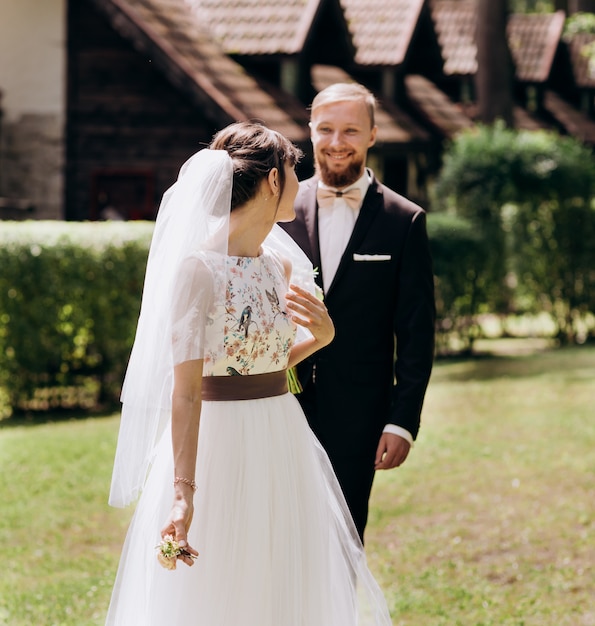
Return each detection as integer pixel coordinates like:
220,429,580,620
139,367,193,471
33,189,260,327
390,210,435,439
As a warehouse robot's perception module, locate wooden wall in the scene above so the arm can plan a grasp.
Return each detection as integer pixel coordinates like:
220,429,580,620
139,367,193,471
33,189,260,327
65,0,218,220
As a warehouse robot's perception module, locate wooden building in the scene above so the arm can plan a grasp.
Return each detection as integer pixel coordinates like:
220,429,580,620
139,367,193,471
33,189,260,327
1,0,595,220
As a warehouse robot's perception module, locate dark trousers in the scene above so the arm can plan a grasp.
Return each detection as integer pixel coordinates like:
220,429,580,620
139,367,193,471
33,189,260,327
297,380,376,543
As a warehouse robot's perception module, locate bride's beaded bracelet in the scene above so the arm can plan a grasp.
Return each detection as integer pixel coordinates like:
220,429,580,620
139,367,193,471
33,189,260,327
173,476,197,492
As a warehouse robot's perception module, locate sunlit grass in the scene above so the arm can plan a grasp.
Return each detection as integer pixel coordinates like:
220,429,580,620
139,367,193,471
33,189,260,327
1,344,594,625
0,417,132,625
367,345,595,626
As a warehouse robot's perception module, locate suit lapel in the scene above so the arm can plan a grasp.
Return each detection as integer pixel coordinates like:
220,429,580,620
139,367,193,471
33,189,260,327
301,180,322,280
326,177,383,296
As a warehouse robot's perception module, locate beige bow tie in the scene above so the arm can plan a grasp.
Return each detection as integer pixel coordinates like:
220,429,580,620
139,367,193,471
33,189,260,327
317,187,361,210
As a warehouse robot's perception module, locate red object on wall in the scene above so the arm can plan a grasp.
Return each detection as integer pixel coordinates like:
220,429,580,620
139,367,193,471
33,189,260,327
91,169,156,221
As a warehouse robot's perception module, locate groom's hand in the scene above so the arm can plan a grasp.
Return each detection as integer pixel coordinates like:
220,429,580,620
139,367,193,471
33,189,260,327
374,433,411,470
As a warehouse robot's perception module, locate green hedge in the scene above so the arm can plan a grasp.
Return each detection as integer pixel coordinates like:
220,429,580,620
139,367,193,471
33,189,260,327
0,221,154,418
0,213,544,417
426,213,489,354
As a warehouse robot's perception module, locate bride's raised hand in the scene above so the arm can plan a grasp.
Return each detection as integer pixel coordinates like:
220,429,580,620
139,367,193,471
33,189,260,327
285,283,335,348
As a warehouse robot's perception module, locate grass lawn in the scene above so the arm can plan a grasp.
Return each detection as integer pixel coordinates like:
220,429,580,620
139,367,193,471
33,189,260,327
1,343,594,625
366,343,595,626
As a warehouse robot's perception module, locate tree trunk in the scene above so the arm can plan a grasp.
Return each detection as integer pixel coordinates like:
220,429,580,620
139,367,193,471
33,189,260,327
475,0,515,126
554,0,595,12
570,0,595,12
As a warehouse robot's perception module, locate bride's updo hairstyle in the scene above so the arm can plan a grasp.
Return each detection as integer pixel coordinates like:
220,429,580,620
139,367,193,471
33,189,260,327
210,121,302,211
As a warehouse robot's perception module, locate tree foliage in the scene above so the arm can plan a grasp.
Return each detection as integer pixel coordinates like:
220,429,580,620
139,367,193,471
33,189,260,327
509,0,555,11
433,123,595,345
563,11,595,76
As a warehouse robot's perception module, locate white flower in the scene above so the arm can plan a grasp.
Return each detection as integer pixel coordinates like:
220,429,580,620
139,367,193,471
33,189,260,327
156,534,198,570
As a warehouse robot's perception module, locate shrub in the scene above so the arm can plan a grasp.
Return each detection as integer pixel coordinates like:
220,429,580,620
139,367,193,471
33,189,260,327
433,123,595,344
427,213,492,354
0,221,153,418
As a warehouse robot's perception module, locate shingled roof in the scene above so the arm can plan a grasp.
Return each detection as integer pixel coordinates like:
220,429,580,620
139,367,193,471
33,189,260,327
431,2,565,83
187,0,426,67
431,0,477,75
544,90,595,144
507,11,565,82
89,0,310,141
341,0,425,66
186,0,325,55
566,33,595,89
311,65,430,145
405,74,474,138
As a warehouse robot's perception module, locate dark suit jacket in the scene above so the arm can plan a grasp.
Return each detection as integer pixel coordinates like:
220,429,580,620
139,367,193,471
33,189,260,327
282,173,435,462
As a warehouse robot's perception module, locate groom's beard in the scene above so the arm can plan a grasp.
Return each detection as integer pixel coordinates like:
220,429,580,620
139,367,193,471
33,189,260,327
315,156,364,189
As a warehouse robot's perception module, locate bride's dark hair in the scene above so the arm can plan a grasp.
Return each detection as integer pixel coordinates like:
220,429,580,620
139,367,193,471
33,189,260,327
210,121,302,210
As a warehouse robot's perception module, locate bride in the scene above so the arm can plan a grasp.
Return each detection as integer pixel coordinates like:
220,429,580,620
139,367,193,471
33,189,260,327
105,121,392,625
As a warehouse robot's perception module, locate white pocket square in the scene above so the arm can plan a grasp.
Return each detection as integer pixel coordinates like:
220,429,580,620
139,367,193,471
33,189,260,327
353,253,391,261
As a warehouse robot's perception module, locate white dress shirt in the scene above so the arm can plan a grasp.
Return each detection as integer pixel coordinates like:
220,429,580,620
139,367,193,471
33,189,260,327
318,171,370,292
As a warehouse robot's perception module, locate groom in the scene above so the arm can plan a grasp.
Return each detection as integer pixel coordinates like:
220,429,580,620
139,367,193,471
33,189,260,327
282,82,435,540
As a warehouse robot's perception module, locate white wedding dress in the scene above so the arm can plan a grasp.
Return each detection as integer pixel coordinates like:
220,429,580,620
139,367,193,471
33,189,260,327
106,247,392,625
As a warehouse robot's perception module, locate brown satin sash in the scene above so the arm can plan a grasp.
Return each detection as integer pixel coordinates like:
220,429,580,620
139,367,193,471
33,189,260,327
201,370,288,401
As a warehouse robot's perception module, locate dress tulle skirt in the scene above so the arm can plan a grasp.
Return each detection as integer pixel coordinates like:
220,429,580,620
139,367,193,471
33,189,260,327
106,392,392,625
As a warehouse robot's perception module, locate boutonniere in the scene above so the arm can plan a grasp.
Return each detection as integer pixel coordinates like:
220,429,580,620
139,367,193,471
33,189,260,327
156,535,198,570
312,267,325,301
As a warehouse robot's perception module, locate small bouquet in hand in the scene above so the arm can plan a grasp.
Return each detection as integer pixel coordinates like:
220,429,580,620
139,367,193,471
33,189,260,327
156,535,198,570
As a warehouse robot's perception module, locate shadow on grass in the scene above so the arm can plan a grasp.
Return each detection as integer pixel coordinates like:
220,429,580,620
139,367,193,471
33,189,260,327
433,339,594,383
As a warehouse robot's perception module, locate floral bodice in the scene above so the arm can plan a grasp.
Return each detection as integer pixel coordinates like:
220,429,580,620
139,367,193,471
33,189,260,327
202,250,296,376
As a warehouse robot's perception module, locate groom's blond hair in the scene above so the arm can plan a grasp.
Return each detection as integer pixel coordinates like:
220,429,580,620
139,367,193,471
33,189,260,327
310,83,377,128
